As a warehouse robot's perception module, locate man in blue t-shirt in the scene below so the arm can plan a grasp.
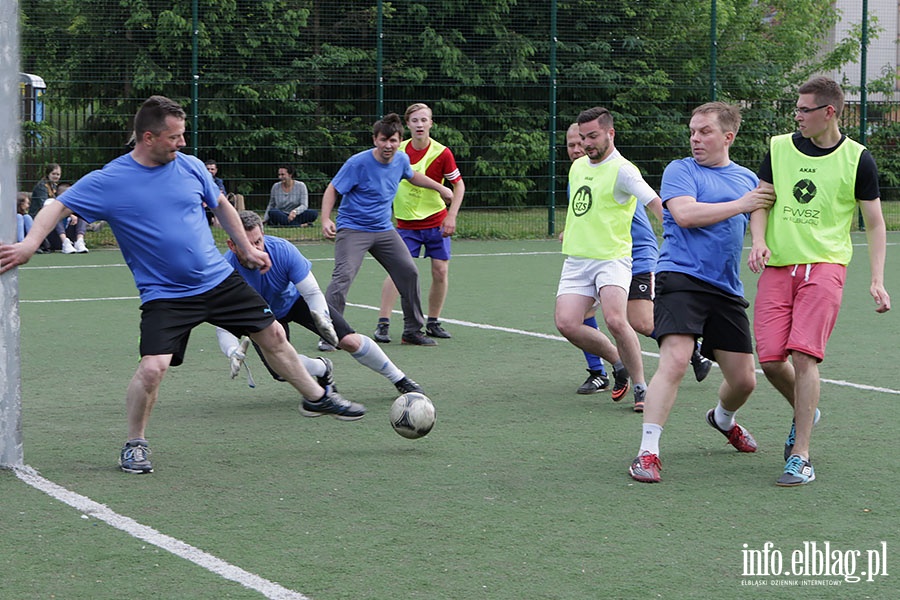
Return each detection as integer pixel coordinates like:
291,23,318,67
216,211,425,396
628,102,775,484
320,113,453,346
0,95,365,475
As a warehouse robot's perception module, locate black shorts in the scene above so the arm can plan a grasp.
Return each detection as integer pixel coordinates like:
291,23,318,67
139,271,275,366
652,272,753,358
251,297,358,380
629,271,653,301
278,297,356,342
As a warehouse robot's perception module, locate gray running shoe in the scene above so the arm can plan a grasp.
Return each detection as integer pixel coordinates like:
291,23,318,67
425,321,452,339
119,439,153,474
374,321,391,343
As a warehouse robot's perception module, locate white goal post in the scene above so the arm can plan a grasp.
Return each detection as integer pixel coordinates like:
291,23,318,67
0,0,24,469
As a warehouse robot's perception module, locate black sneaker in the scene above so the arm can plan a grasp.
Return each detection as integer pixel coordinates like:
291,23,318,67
401,331,437,346
425,321,452,339
119,439,153,474
317,339,336,352
394,376,424,394
690,346,713,382
576,369,609,394
633,387,646,413
374,321,391,343
316,356,335,391
611,365,630,401
299,388,366,421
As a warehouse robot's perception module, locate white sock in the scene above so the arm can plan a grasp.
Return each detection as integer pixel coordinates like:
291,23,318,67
299,354,325,377
639,423,663,456
714,403,736,431
351,335,404,382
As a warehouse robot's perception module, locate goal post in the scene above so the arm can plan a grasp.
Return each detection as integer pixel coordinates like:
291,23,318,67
0,0,24,469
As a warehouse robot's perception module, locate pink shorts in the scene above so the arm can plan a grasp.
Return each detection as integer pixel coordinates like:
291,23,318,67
753,263,846,363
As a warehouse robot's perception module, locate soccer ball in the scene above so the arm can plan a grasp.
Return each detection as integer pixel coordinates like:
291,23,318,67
389,392,436,439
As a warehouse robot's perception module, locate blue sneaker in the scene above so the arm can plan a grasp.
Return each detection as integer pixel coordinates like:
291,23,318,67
299,388,366,421
777,455,815,486
784,408,821,461
119,439,153,474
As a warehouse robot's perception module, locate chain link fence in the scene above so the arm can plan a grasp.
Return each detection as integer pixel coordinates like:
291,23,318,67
18,0,900,244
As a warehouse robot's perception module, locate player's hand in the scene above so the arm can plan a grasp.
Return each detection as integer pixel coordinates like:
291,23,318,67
871,284,891,314
239,246,272,274
321,218,337,240
438,186,453,203
0,242,36,274
441,214,457,237
747,243,770,273
742,184,776,213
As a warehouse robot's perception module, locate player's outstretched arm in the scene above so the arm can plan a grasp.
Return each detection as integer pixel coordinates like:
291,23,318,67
409,171,453,203
0,200,71,274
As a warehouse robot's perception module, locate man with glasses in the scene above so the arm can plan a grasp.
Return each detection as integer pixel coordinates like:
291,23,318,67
748,76,890,486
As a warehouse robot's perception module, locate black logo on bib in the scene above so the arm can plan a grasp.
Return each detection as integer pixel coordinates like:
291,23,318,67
571,186,592,216
793,179,817,204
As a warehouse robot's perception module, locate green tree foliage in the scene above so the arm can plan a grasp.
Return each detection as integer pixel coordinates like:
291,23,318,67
19,0,876,206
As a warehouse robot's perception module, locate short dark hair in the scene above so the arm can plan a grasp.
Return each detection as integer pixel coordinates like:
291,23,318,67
373,113,404,139
798,76,844,118
133,95,186,137
278,165,295,176
576,107,614,129
204,158,218,167
238,210,263,231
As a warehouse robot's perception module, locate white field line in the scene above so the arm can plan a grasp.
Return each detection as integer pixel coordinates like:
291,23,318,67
13,466,310,600
12,245,900,598
346,302,900,396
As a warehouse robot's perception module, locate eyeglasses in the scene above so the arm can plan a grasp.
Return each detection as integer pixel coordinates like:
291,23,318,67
794,104,830,115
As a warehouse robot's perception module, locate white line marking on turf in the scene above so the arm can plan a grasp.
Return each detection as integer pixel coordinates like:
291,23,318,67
13,466,310,600
347,302,900,396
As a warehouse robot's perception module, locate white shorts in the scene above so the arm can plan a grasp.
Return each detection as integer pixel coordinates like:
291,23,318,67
556,256,633,300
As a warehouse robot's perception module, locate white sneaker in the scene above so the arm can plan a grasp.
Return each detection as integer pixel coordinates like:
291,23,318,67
73,239,89,253
61,239,76,254
229,337,251,379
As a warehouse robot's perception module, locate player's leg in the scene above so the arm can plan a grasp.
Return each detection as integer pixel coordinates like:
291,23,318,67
701,293,758,453
629,333,693,483
370,230,429,344
325,229,372,318
422,228,453,338
555,293,620,364
376,276,399,342
577,305,609,395
121,296,208,474
376,228,421,341
598,283,646,409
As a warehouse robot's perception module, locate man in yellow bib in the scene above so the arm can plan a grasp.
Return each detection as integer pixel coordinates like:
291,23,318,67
375,103,465,342
555,107,656,412
749,77,891,486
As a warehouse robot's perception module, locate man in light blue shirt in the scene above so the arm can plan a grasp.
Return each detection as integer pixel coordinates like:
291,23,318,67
320,113,452,346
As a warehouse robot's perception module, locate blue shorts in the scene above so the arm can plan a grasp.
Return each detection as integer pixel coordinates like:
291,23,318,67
398,227,451,261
